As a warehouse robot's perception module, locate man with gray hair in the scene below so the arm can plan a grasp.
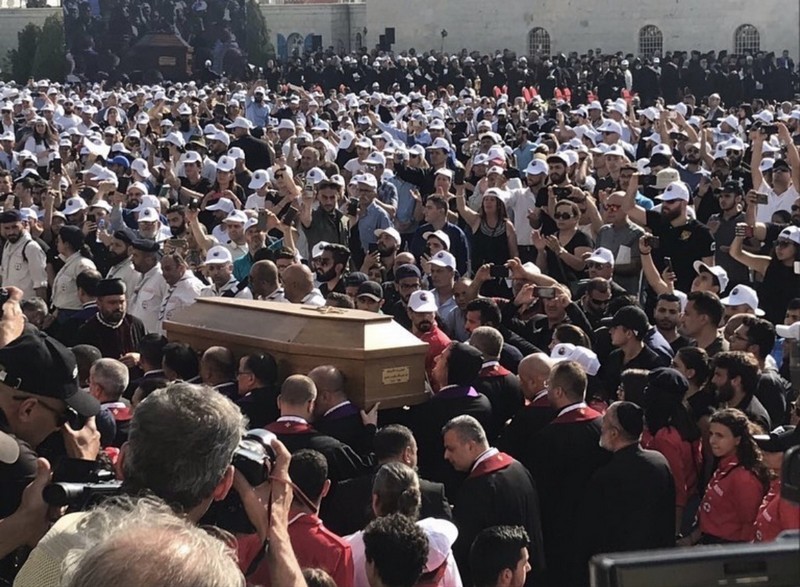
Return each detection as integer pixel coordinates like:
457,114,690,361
585,401,675,557
469,326,523,437
441,415,544,586
61,498,245,587
88,358,131,447
15,382,247,587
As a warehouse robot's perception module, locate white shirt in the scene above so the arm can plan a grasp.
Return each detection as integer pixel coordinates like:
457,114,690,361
506,187,538,246
1,233,47,298
106,259,140,299
158,273,209,334
52,253,96,310
755,181,798,223
245,193,266,210
347,518,463,587
300,288,325,307
200,276,253,299
470,447,500,472
128,265,168,334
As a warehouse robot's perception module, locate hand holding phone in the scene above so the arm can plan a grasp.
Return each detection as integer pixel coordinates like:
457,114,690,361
645,235,661,249
534,286,556,299
489,265,510,279
734,223,754,238
280,206,299,226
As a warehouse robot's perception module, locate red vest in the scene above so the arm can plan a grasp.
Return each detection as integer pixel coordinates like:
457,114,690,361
265,420,315,435
468,451,515,479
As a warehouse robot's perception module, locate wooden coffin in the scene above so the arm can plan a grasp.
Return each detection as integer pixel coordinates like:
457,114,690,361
164,298,429,409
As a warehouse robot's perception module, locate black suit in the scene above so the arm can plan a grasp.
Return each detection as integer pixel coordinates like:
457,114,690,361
236,386,279,429
583,444,676,558
453,455,545,587
496,399,557,462
230,133,272,173
265,420,372,482
526,406,611,587
409,385,493,499
474,367,523,440
315,402,375,456
321,470,452,536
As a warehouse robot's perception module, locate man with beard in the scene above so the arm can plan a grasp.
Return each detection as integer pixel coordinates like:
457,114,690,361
317,243,350,298
157,252,208,335
105,230,140,297
300,179,349,258
199,246,253,300
678,141,705,191
407,290,451,383
507,159,548,263
711,351,771,432
0,209,47,300
654,293,691,353
128,238,167,335
752,124,799,223
389,264,422,331
165,205,189,239
428,251,458,337
625,179,714,293
136,208,169,243
706,181,749,287
367,227,400,281
76,278,146,359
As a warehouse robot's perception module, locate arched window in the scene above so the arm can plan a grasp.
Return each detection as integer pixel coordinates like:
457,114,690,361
355,32,363,51
527,27,551,57
638,25,663,58
734,24,760,55
286,33,304,57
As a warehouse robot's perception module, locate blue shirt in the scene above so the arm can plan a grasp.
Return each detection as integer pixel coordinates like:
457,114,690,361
514,143,536,174
391,175,418,231
245,99,271,128
357,201,391,252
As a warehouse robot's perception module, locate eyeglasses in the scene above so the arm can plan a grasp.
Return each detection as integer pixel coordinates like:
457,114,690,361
589,297,610,306
685,149,700,154
774,168,791,174
587,262,610,270
236,370,253,377
12,395,70,426
399,282,421,290
604,204,622,211
554,213,575,220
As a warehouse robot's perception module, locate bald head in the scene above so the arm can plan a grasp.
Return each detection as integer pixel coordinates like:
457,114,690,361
199,346,235,385
282,263,314,303
249,260,280,298
279,374,317,407
308,365,345,395
518,353,552,400
395,252,415,266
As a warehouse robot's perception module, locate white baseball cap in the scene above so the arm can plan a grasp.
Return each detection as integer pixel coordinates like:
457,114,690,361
408,290,438,313
133,195,161,213
63,197,88,216
374,227,401,244
778,226,800,245
306,167,328,184
423,229,451,249
137,207,160,223
181,151,202,165
720,284,764,316
131,158,152,178
525,160,548,176
586,247,615,266
204,245,233,265
434,168,454,180
656,181,690,202
216,155,236,172
597,120,622,135
226,116,254,130
228,147,245,160
428,250,456,270
249,169,269,190
206,198,236,214
426,137,451,152
776,321,800,340
223,210,248,224
364,151,387,167
356,174,378,189
550,343,600,376
693,261,730,292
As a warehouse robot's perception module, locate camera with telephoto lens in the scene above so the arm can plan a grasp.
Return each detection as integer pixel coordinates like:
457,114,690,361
232,429,277,486
43,469,122,510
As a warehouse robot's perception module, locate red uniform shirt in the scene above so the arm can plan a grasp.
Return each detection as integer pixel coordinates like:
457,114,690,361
699,455,766,542
754,479,800,542
237,512,354,587
419,323,451,381
642,426,702,508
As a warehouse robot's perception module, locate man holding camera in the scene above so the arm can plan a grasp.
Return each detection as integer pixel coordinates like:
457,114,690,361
0,288,101,582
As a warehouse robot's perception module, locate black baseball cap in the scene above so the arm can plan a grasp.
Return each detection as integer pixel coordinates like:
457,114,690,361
771,159,790,172
754,426,799,453
609,306,651,339
394,264,421,281
357,281,383,302
0,326,100,417
131,238,160,253
647,367,689,398
344,272,369,288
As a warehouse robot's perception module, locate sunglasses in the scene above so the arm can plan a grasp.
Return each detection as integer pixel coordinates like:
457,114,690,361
587,262,610,270
590,297,610,306
604,204,622,211
12,395,70,426
554,212,575,220
776,239,795,248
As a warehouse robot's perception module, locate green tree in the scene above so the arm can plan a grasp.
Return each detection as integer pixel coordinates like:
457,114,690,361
8,23,41,81
245,0,274,67
31,14,66,80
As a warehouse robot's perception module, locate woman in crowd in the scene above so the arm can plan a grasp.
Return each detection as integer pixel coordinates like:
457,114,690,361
730,225,800,324
22,117,58,175
672,347,715,423
51,225,97,323
641,368,703,533
679,408,770,545
346,462,463,587
616,368,649,406
534,199,593,291
202,155,245,209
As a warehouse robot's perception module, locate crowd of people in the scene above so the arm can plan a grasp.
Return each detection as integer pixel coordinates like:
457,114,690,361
0,51,799,587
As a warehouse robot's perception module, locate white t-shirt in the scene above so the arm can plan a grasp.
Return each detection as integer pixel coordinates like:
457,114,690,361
245,193,266,210
755,181,798,223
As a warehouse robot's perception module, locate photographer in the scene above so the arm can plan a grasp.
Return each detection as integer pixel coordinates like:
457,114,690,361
0,287,102,582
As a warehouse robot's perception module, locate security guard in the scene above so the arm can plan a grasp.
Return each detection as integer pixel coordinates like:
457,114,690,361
128,238,167,334
0,210,48,300
199,245,253,299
